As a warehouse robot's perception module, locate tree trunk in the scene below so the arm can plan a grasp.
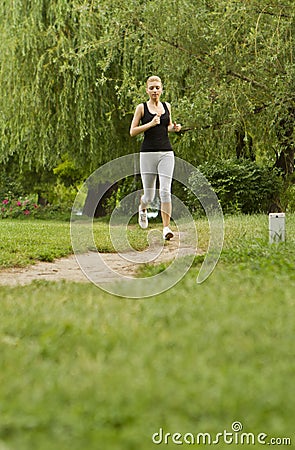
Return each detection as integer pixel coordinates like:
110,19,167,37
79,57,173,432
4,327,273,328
275,106,295,176
235,126,255,161
83,182,116,218
275,149,294,176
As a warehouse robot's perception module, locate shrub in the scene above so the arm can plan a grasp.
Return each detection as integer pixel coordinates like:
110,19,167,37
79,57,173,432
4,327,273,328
0,174,27,201
187,159,284,215
32,204,72,221
1,195,39,218
280,181,295,213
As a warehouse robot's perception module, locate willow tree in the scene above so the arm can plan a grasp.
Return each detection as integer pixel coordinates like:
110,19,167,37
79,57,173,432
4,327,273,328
0,0,294,181
0,0,138,175
107,0,295,172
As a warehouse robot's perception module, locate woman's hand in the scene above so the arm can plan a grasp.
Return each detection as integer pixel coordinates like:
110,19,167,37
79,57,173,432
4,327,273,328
170,121,181,132
173,122,182,132
150,113,161,127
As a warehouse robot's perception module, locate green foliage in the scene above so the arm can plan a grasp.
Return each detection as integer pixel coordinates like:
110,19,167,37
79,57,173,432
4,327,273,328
53,155,85,187
0,0,137,171
285,185,295,212
280,179,295,213
32,204,72,221
45,181,77,208
0,173,25,199
0,0,294,212
1,195,39,219
0,154,83,210
0,0,294,173
188,159,284,214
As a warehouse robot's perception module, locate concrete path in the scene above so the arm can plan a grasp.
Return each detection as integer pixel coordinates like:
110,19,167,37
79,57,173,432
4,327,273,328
0,232,199,287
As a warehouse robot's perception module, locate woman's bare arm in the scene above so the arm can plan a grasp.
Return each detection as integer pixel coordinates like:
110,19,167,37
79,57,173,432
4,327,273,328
130,104,160,137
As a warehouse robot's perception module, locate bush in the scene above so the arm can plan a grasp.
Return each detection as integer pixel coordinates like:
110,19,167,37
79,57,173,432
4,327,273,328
187,159,284,215
32,204,72,221
280,181,295,213
0,174,27,200
1,195,39,218
0,192,72,221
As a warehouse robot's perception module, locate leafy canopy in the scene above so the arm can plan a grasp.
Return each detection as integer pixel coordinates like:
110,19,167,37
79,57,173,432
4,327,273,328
0,0,294,171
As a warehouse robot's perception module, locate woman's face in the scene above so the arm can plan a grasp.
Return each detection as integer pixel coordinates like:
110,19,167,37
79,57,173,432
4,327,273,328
146,81,162,101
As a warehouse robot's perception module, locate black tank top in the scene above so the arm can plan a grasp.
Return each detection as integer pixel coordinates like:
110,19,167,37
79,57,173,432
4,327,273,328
140,102,173,152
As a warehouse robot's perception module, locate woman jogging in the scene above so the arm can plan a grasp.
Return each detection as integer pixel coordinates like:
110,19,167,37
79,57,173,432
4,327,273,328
130,76,181,240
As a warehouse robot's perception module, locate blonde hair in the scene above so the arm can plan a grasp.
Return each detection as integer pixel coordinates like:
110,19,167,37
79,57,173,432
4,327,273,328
146,76,162,87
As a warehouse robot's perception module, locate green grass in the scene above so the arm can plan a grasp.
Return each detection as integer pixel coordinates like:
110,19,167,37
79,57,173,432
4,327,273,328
0,219,149,268
0,214,295,449
0,221,72,267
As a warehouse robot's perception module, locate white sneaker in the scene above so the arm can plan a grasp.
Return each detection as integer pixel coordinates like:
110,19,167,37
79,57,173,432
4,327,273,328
139,206,148,229
163,226,174,240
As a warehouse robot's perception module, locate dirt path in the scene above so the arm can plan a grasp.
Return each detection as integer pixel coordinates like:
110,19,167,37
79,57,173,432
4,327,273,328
0,232,198,287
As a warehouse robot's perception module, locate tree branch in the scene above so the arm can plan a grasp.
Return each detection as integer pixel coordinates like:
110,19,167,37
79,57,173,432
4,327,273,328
132,18,206,64
134,18,268,91
226,70,268,90
255,8,292,19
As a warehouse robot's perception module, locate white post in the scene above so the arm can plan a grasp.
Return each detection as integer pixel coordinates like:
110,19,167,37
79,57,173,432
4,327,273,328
269,213,285,244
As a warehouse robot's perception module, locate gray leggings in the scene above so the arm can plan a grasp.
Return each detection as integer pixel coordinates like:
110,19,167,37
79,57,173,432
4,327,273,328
140,151,175,206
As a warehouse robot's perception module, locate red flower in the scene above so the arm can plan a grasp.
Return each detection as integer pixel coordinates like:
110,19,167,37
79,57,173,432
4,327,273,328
2,199,9,205
24,210,30,215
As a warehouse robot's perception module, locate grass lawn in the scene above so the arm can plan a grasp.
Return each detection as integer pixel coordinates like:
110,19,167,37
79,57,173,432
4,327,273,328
0,219,149,268
0,214,294,449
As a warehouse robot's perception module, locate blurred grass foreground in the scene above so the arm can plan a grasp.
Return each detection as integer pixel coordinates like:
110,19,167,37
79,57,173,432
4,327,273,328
0,214,294,449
